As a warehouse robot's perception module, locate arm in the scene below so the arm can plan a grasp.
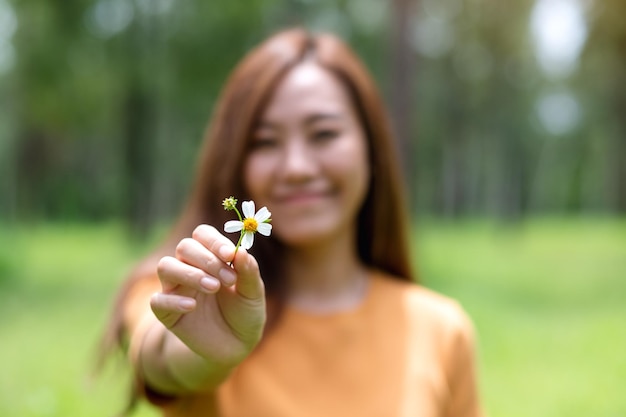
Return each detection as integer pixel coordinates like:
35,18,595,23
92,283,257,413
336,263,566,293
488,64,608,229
136,315,235,394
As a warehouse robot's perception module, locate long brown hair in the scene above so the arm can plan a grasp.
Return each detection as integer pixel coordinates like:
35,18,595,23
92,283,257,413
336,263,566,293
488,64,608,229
100,27,415,364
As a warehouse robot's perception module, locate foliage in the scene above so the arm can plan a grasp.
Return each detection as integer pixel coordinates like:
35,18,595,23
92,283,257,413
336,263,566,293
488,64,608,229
0,0,625,231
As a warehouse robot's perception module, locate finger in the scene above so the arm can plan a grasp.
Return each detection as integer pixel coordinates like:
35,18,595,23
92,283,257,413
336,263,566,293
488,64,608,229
174,238,236,287
150,292,196,328
232,249,265,300
157,256,221,294
191,224,237,264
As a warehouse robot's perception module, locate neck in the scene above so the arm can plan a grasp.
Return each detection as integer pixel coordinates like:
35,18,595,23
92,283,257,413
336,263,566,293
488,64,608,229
283,231,369,313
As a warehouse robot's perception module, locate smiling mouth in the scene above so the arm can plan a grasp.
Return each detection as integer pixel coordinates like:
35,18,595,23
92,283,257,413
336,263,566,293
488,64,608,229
277,190,331,205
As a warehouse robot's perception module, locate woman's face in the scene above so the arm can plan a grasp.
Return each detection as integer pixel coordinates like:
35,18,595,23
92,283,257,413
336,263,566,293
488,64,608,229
244,62,370,248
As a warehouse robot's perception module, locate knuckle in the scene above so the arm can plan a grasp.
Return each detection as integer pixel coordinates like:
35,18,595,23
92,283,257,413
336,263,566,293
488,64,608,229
156,256,176,282
157,256,173,275
204,248,216,266
191,224,205,239
183,268,200,284
191,224,217,240
175,238,194,256
192,224,216,240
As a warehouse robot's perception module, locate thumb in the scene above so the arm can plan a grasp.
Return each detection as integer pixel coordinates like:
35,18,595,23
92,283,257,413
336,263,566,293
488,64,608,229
232,249,265,300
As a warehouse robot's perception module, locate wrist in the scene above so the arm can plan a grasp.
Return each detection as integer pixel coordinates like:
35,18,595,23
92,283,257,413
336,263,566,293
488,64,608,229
162,329,237,392
139,321,239,394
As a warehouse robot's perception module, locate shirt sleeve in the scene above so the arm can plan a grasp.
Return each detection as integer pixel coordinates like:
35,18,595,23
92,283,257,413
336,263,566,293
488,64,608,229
443,304,485,417
123,274,180,406
124,274,161,367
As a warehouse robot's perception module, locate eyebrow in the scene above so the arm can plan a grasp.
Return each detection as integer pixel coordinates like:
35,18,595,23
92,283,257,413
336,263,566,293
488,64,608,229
256,112,344,129
304,113,344,125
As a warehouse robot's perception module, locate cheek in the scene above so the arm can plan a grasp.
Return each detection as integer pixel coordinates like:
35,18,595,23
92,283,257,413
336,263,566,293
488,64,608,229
331,138,370,202
243,155,271,202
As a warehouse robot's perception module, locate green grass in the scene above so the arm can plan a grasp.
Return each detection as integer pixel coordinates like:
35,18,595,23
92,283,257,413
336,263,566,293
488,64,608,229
416,218,626,416
0,222,160,417
1,218,625,416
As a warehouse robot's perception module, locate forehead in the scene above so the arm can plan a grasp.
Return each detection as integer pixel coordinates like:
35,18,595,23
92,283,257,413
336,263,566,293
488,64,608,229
262,62,354,121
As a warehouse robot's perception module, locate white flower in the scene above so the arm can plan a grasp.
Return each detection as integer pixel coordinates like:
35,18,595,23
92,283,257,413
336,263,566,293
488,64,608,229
224,200,272,250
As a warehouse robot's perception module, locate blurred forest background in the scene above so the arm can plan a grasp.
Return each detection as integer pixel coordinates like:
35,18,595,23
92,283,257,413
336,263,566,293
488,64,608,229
1,0,625,416
1,0,624,234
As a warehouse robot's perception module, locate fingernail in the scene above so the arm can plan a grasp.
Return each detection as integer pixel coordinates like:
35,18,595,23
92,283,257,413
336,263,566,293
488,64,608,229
219,268,236,286
179,298,195,310
200,277,219,292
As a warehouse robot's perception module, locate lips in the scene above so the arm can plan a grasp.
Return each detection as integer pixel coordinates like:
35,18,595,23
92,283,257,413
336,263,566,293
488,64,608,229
274,188,334,207
278,192,327,205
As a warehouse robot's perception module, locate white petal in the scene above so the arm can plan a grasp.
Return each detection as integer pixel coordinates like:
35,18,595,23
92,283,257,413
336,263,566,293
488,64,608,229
257,222,272,236
224,220,243,233
242,200,255,219
241,232,254,249
254,206,271,223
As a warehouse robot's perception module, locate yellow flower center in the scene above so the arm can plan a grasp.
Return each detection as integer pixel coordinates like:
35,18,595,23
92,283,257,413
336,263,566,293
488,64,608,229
243,218,258,232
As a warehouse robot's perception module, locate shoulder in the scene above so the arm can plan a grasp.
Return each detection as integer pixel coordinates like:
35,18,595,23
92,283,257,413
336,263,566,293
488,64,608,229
370,271,474,336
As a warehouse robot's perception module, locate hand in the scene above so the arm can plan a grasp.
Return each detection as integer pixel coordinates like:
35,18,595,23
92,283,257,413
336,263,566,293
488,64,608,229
150,224,266,365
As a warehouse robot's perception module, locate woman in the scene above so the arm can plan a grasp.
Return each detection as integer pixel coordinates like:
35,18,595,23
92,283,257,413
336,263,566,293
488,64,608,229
101,27,484,417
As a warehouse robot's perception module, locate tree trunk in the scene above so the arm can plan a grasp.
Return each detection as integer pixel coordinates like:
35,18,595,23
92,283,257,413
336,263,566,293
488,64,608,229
123,86,154,239
613,92,626,213
389,0,417,193
612,30,626,213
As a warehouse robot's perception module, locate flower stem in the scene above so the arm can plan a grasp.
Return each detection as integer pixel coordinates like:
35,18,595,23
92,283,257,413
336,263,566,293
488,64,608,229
229,231,244,268
233,207,243,222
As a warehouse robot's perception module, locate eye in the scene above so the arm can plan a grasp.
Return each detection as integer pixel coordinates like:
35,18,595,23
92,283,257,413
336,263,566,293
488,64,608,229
251,135,279,150
311,129,339,143
253,138,276,148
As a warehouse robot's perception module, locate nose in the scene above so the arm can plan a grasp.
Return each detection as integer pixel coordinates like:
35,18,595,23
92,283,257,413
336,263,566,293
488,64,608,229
279,138,317,182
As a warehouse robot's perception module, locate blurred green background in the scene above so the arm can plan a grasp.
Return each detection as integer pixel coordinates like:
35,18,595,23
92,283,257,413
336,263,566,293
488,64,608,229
0,0,624,416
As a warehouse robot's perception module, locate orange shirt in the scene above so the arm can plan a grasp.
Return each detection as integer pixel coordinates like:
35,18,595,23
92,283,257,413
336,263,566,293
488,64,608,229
125,272,484,417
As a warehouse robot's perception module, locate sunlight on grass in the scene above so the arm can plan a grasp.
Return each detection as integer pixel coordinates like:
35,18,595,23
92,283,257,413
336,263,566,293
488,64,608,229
1,218,624,416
